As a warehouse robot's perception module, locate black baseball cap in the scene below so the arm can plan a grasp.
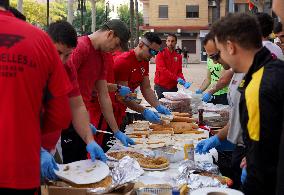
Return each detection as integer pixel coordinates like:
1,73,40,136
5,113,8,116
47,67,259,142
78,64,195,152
103,19,131,51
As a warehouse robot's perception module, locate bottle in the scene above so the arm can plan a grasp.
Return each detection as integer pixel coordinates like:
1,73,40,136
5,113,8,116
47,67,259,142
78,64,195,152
198,107,205,126
184,140,194,161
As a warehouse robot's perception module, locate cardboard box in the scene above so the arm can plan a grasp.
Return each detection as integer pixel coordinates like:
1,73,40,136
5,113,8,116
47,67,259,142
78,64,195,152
42,183,134,195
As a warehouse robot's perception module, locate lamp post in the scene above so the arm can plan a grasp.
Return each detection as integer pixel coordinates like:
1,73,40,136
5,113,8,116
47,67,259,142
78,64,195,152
47,0,50,26
78,0,86,34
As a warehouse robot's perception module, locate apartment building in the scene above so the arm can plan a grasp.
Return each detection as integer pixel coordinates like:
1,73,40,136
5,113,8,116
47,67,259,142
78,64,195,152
140,0,227,63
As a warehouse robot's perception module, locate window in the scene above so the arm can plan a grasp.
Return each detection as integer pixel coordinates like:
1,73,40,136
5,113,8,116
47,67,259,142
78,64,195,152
186,5,199,18
234,3,249,13
159,5,168,18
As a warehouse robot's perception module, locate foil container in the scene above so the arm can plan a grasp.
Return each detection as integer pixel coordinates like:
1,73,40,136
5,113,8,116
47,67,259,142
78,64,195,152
171,160,220,188
111,156,144,186
195,161,219,175
188,174,227,191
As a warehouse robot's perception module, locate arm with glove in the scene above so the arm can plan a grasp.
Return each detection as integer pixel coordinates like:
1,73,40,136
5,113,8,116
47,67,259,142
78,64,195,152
177,77,192,89
41,147,58,180
141,76,171,116
195,123,229,154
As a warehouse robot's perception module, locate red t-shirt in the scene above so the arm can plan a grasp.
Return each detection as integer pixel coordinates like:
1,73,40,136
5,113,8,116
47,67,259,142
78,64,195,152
0,13,71,189
113,50,149,91
67,36,108,108
88,53,117,145
113,50,149,120
154,47,185,89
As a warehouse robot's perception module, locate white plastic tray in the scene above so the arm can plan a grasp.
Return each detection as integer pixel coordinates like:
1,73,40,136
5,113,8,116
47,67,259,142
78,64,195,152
55,159,109,184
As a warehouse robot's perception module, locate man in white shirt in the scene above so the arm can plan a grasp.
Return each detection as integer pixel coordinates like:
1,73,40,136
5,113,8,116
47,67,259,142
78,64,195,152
256,13,284,60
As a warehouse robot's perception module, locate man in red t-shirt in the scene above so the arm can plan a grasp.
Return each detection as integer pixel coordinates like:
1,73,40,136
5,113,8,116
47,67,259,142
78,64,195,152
40,21,111,180
114,32,172,124
154,34,192,99
61,19,134,163
0,2,71,194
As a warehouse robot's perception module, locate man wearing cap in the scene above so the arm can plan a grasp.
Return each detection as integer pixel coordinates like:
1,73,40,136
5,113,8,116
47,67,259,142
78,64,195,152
113,32,172,125
0,1,72,193
61,19,134,163
154,33,191,99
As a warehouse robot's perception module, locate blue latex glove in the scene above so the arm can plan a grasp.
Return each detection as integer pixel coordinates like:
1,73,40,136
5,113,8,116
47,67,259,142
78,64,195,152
177,78,186,85
184,82,192,89
202,92,213,103
142,109,161,123
114,130,135,147
117,85,131,97
155,104,171,115
241,168,247,185
90,124,97,134
41,148,58,180
86,141,107,162
195,135,221,154
195,89,203,94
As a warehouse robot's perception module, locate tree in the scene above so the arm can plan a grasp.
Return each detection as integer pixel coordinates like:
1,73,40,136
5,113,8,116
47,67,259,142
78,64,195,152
90,0,97,32
129,0,134,48
67,0,75,24
73,1,110,35
134,0,139,45
17,0,23,12
10,0,67,28
117,4,143,44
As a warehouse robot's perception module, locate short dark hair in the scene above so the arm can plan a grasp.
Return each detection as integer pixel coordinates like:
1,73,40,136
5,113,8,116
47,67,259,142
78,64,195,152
274,22,283,34
47,20,77,48
0,0,9,9
143,32,162,45
255,12,273,38
203,31,215,45
167,33,177,41
211,13,262,50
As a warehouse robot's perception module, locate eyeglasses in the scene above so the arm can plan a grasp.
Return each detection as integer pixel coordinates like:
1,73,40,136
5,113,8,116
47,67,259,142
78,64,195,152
142,41,160,56
209,51,220,61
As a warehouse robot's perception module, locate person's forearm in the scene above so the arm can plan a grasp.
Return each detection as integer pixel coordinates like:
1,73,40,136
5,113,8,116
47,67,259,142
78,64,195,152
199,79,211,92
98,93,119,132
69,97,94,145
216,123,229,141
208,70,232,94
208,80,228,94
141,88,160,108
273,0,284,22
122,100,146,113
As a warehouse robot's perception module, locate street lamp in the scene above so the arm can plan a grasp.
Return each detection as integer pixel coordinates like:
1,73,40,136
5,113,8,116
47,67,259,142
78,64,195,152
78,0,86,34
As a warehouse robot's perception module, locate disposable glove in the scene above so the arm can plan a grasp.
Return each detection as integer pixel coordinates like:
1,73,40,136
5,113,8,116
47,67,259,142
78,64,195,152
202,92,213,102
117,85,131,97
41,148,58,180
195,89,203,94
177,78,186,85
195,135,221,154
184,82,192,89
114,130,135,147
90,123,97,134
155,104,171,115
241,168,247,185
142,109,161,123
86,141,107,162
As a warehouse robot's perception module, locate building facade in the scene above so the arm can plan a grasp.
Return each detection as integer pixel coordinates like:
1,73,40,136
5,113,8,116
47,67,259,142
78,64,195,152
140,0,227,63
